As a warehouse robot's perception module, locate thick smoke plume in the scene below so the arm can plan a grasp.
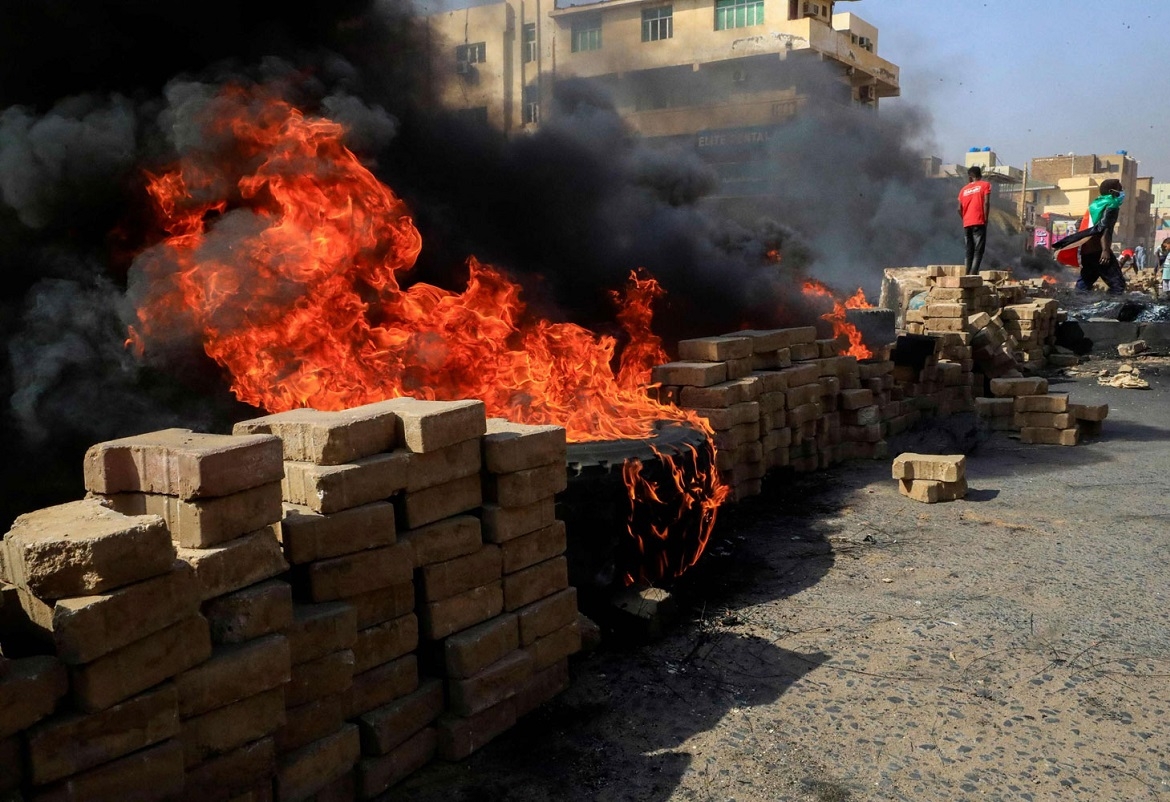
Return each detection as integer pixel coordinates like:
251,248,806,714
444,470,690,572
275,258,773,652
1,0,984,525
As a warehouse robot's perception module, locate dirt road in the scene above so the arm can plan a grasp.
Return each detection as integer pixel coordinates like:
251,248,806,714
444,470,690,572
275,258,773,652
399,361,1170,801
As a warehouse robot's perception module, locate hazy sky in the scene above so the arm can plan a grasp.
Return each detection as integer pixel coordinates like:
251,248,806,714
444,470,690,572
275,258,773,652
848,0,1169,181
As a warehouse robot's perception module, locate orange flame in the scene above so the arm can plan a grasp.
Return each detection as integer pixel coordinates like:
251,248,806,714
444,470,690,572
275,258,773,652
801,279,873,359
127,84,729,581
1041,275,1057,286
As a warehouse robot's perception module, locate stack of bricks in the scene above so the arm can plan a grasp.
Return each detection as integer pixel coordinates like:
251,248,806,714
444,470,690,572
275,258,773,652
974,377,1109,446
437,419,580,762
234,400,441,800
1,495,203,799
1000,299,1059,371
892,453,968,503
86,429,295,799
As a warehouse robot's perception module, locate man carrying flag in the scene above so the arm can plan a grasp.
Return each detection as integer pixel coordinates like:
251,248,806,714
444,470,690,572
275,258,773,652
1050,178,1127,294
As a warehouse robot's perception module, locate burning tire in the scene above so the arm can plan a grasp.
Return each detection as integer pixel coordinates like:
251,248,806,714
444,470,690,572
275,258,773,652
844,308,896,350
559,421,717,595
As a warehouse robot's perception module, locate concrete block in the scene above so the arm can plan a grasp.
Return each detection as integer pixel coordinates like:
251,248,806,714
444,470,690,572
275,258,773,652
400,473,482,530
181,687,287,767
891,453,965,483
499,521,566,574
401,515,481,567
276,692,347,755
417,546,501,603
278,501,396,565
483,419,568,474
677,336,753,362
435,699,516,761
356,727,436,798
357,679,443,756
378,398,487,453
418,582,503,641
4,499,175,600
1069,402,1109,422
306,542,412,602
282,453,409,515
898,478,968,503
480,498,556,544
83,429,283,499
403,438,481,492
100,482,283,549
677,378,758,408
348,582,415,630
180,736,274,801
287,602,357,665
287,650,354,708
353,614,418,674
175,634,290,718
177,528,288,602
1014,393,1069,413
650,361,727,388
444,613,520,679
71,615,211,713
26,684,179,785
447,649,533,716
524,621,581,671
515,587,578,647
0,655,68,738
203,579,293,647
233,403,402,465
1021,427,1080,446
503,557,568,612
274,723,359,802
349,655,418,718
32,738,184,802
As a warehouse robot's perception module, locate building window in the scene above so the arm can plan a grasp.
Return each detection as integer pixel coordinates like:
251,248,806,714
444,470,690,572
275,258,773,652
455,42,486,65
642,6,673,41
715,0,763,30
571,15,602,52
523,84,540,124
523,23,537,63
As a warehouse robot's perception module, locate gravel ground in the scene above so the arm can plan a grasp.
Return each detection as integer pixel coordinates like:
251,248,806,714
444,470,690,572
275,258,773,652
398,359,1170,802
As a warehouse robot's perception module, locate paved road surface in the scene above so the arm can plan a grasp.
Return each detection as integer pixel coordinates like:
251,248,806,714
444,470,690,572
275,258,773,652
401,361,1170,801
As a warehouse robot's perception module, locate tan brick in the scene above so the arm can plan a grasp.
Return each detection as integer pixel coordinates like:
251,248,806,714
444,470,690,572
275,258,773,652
787,402,821,427
278,502,396,565
26,684,179,785
357,678,443,756
1014,393,1069,413
287,602,357,665
480,498,556,544
1069,402,1109,422
677,336,753,361
732,329,791,352
400,473,483,529
17,561,199,664
922,302,967,318
282,453,409,515
935,275,982,288
483,463,567,509
838,389,874,411
525,622,582,671
891,453,965,483
276,693,347,755
677,378,757,408
417,546,501,602
0,656,68,739
33,738,184,802
203,579,293,646
176,634,290,719
306,542,412,602
181,736,274,802
444,613,520,679
275,724,359,802
448,649,533,716
499,521,566,574
349,655,418,717
1020,427,1080,446
898,478,968,503
435,699,516,761
401,515,481,568
376,398,487,453
83,429,283,500
71,615,211,713
1012,412,1073,429
356,727,436,798
483,420,568,474
178,529,288,602
403,438,481,492
751,348,790,371
180,686,285,768
3,499,175,600
287,650,354,708
514,659,570,719
650,361,727,388
419,581,503,640
503,557,568,612
349,582,415,630
988,377,1048,397
353,614,417,674
784,383,821,409
711,421,760,451
233,404,401,465
778,363,821,387
974,397,1014,418
789,342,819,361
688,402,759,431
724,356,753,380
100,483,283,549
516,587,578,646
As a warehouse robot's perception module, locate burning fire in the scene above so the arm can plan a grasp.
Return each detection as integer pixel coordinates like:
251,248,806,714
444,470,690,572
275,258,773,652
801,279,874,359
126,85,727,584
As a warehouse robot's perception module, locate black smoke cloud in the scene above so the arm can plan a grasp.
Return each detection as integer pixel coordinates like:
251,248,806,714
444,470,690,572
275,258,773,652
0,0,980,526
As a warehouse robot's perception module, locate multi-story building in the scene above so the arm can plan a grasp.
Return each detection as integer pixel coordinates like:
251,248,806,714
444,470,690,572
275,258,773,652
421,0,898,193
1153,182,1170,250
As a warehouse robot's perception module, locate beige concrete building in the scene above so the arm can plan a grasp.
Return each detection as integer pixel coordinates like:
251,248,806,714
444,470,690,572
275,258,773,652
421,0,899,147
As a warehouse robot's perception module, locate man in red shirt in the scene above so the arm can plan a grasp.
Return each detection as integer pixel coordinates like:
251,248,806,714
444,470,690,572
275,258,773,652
957,166,992,274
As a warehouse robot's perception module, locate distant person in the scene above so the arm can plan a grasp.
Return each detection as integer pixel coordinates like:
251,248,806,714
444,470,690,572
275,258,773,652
957,166,992,275
1161,241,1170,296
1050,178,1127,294
1119,248,1136,275
1135,243,1146,270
